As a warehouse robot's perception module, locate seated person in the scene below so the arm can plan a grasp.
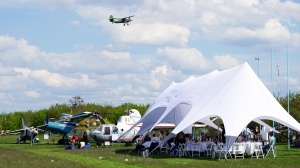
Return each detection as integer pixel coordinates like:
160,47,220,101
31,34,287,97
178,134,186,144
200,133,205,142
262,132,276,153
255,133,264,142
205,133,211,141
294,136,300,148
78,141,85,148
82,143,91,149
151,134,159,142
143,134,151,142
167,134,175,148
186,134,194,143
170,134,182,154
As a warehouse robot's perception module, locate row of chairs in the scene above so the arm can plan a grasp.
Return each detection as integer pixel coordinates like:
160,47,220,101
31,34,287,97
168,143,214,157
212,143,277,159
138,142,276,159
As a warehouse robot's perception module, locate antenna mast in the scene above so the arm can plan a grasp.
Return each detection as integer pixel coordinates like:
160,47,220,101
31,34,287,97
277,65,280,98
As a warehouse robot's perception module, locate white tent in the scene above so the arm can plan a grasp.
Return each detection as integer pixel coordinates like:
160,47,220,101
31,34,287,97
124,62,300,152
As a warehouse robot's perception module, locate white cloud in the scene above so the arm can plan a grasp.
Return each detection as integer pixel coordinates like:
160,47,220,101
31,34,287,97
100,50,130,60
212,55,240,70
150,65,168,89
70,20,80,25
156,47,207,71
156,47,240,72
14,67,97,88
23,90,40,98
222,19,300,47
0,35,43,65
103,23,190,46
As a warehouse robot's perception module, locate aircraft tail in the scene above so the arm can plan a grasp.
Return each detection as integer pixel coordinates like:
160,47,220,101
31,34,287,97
44,112,48,124
109,15,114,21
22,118,26,129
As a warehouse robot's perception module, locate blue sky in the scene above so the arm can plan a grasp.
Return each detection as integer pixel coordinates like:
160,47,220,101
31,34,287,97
0,0,300,113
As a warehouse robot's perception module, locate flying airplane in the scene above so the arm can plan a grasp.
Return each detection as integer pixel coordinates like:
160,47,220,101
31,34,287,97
109,15,134,26
39,111,102,144
89,109,207,146
8,118,39,143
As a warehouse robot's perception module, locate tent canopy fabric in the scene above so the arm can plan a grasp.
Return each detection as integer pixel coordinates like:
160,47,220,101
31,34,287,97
123,62,300,152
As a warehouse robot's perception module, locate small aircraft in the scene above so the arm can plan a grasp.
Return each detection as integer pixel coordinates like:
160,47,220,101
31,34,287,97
109,15,134,26
8,118,39,143
89,109,207,146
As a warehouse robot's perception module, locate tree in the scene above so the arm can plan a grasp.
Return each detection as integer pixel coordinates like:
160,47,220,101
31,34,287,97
69,96,84,114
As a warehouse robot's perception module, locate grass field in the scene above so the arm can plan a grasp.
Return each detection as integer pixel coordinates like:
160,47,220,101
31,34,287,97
1,135,300,168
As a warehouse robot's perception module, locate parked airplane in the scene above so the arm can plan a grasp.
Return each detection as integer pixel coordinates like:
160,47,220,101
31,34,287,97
89,109,207,146
109,15,134,26
8,118,39,143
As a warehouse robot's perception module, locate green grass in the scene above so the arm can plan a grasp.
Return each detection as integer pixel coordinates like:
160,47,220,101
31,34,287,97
1,135,300,168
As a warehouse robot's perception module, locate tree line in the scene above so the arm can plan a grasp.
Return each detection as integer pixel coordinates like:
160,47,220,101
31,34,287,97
1,92,300,133
0,101,149,131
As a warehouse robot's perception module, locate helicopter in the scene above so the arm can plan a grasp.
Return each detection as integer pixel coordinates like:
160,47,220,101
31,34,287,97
66,113,110,143
90,109,142,146
39,111,105,144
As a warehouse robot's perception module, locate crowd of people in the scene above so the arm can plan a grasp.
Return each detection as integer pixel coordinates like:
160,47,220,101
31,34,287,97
135,123,283,155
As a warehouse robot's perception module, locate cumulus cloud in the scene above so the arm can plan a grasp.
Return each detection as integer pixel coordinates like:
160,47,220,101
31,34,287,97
156,47,240,72
0,35,43,65
150,65,169,89
222,19,300,48
102,23,190,46
212,55,240,70
1,0,300,112
23,90,40,98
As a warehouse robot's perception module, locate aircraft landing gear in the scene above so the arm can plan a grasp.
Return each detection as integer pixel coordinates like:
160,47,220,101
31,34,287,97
125,142,132,146
58,134,69,144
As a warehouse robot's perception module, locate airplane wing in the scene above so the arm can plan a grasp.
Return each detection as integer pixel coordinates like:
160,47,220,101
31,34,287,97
124,15,134,18
7,129,26,134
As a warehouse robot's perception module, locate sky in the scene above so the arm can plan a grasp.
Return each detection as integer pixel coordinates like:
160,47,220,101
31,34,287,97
0,0,300,113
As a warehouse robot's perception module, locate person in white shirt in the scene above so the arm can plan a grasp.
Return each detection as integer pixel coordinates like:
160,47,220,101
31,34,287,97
151,134,159,142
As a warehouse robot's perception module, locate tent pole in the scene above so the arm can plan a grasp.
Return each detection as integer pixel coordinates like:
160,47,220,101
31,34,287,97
255,52,262,132
287,44,290,150
271,48,275,136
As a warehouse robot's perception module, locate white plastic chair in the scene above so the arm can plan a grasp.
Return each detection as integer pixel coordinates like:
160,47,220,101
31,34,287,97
216,144,232,159
233,143,245,159
265,145,277,158
175,144,187,157
251,143,264,159
160,143,169,154
191,143,201,157
205,143,213,157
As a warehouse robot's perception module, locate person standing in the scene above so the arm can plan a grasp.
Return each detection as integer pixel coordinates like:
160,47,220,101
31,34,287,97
262,131,276,153
220,124,226,144
83,131,88,144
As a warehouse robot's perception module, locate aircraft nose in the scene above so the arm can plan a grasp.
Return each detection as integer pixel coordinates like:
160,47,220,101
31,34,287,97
32,130,38,137
90,130,101,139
89,130,96,138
